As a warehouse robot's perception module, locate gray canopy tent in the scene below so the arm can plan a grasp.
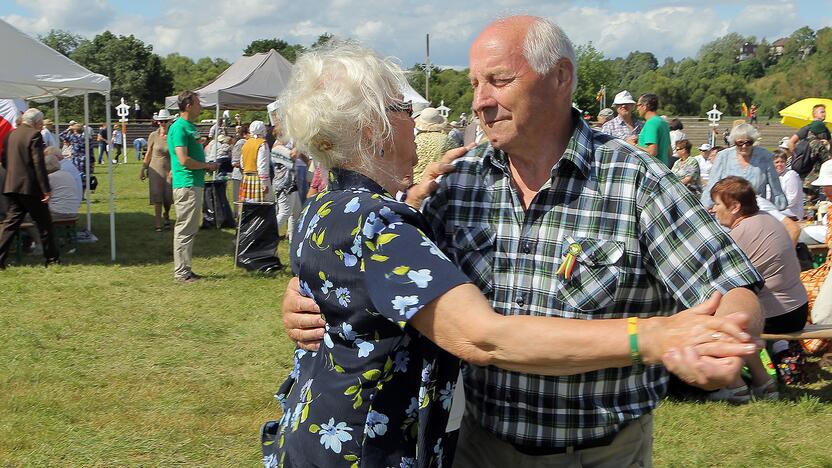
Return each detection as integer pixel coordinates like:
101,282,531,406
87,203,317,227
0,19,117,261
165,49,293,117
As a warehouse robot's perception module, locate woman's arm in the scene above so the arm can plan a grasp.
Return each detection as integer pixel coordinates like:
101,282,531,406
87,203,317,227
256,143,270,191
409,283,756,376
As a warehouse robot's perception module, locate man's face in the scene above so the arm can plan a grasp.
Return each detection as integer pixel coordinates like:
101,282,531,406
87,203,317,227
815,106,826,121
635,101,647,118
710,195,738,228
616,104,634,118
187,98,202,120
468,24,567,153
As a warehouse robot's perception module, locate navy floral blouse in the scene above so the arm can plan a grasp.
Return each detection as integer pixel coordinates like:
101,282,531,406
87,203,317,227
262,168,469,468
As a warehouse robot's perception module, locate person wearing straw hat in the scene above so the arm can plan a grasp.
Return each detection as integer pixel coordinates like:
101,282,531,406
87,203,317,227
600,90,642,140
413,107,458,183
141,109,175,231
238,120,271,203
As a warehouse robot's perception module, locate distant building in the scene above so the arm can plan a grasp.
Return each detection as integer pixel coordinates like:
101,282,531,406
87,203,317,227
771,37,788,57
737,42,757,61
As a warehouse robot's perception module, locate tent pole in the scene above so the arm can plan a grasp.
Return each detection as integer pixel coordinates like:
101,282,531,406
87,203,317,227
83,93,92,233
53,97,59,136
105,94,115,261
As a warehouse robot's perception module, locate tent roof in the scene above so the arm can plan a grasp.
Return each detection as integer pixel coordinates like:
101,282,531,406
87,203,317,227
0,19,111,99
166,49,293,110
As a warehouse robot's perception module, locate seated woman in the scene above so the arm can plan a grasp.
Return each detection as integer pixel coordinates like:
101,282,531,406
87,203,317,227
701,123,787,211
771,149,804,221
262,41,758,467
709,176,809,401
44,149,82,221
670,138,701,195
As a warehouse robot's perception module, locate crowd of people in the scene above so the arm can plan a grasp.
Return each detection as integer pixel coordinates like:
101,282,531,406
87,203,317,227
2,13,832,467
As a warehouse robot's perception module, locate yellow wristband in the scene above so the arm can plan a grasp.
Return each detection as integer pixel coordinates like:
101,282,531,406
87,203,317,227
627,317,642,365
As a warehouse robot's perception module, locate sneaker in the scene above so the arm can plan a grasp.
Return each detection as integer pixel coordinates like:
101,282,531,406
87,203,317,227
175,273,199,283
706,385,751,404
112,159,118,164
751,380,779,401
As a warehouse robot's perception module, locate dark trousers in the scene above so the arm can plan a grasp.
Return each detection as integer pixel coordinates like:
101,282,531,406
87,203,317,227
0,193,59,266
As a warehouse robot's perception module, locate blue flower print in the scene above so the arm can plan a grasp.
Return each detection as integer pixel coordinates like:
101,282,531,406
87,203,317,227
405,397,419,418
420,235,451,261
336,287,351,307
379,206,403,228
364,410,389,438
421,362,433,384
434,438,444,468
296,204,310,233
289,348,307,380
391,295,419,317
323,323,334,349
362,212,386,238
340,322,356,342
400,457,415,468
439,381,454,411
263,453,278,468
350,234,362,257
321,277,333,295
299,280,313,298
317,418,353,453
355,339,375,358
343,252,358,267
344,196,361,213
406,268,433,288
393,350,409,373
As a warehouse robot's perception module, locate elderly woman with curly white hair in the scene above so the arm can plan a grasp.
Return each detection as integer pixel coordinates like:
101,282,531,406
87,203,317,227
261,41,759,468
701,123,788,211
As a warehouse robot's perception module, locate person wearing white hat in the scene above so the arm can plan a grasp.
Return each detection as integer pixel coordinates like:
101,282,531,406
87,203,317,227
413,107,458,183
695,143,714,183
599,90,643,140
806,160,832,322
141,109,175,231
238,120,271,203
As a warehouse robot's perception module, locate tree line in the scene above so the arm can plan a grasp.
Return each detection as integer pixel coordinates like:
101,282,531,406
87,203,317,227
35,25,831,123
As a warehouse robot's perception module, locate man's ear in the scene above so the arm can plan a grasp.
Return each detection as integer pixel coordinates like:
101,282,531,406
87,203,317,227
555,58,574,92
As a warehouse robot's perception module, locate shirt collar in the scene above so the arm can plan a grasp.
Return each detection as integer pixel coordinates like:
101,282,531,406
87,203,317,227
328,167,389,195
482,109,594,179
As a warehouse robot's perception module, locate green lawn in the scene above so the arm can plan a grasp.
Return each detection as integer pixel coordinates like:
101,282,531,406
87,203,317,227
1,153,831,466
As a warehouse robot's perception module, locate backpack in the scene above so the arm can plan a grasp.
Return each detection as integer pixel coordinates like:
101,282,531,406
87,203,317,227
790,139,815,177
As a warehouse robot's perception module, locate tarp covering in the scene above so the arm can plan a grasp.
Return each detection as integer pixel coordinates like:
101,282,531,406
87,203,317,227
202,180,235,229
165,50,293,110
0,19,111,99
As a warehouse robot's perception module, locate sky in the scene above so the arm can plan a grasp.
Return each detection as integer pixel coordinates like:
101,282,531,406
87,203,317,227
2,0,831,69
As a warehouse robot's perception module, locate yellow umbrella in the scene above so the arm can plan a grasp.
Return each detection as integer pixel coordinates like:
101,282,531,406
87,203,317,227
779,98,832,130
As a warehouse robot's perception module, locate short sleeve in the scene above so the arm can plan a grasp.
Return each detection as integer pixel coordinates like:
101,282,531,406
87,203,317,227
796,126,809,140
363,204,469,325
638,119,658,146
169,125,188,148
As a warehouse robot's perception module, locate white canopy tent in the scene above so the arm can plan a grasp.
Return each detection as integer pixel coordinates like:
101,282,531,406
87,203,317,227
0,18,116,261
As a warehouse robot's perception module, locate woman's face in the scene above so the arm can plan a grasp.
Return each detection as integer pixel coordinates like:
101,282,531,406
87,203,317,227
675,144,689,159
711,195,739,228
773,157,787,175
734,137,754,158
385,104,417,186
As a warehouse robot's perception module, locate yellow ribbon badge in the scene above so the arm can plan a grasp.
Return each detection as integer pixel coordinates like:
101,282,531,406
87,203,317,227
555,242,582,280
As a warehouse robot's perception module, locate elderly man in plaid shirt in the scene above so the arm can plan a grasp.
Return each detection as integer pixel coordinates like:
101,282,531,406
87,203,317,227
282,16,764,468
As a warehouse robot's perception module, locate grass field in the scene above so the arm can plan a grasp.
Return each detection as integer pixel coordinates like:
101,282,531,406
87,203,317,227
1,152,831,466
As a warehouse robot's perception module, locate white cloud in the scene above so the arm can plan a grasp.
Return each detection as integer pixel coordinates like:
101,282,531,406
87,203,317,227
2,0,828,69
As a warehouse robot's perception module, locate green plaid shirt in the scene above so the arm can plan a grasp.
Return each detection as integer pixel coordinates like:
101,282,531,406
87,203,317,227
422,114,763,448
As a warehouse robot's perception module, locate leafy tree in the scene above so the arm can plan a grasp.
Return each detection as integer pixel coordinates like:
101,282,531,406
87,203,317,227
162,53,230,93
38,29,82,57
574,43,617,112
243,38,305,62
311,33,334,48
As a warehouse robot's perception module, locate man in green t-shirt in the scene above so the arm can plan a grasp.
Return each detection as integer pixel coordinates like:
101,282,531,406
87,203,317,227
635,93,671,166
168,90,219,282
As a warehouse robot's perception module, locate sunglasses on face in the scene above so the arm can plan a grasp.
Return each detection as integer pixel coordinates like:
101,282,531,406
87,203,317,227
385,100,413,115
735,140,753,148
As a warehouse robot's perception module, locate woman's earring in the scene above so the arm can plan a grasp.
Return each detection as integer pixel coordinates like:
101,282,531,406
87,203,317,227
380,148,385,158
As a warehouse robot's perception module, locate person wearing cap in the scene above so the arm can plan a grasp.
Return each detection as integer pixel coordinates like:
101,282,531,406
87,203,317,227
695,143,714,183
600,90,642,140
40,119,59,150
141,109,175,231
413,107,458,183
595,107,614,128
168,91,219,283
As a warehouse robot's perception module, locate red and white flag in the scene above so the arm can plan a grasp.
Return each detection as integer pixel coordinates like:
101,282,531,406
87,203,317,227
0,99,27,158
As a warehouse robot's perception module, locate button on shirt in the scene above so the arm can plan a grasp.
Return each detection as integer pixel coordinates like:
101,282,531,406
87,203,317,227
422,113,763,448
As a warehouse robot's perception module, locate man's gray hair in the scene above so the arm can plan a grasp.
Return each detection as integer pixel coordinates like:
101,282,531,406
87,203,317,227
21,108,44,126
727,123,761,146
523,18,577,95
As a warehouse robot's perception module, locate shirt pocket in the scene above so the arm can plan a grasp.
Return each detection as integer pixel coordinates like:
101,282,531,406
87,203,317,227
452,225,495,295
556,237,624,312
